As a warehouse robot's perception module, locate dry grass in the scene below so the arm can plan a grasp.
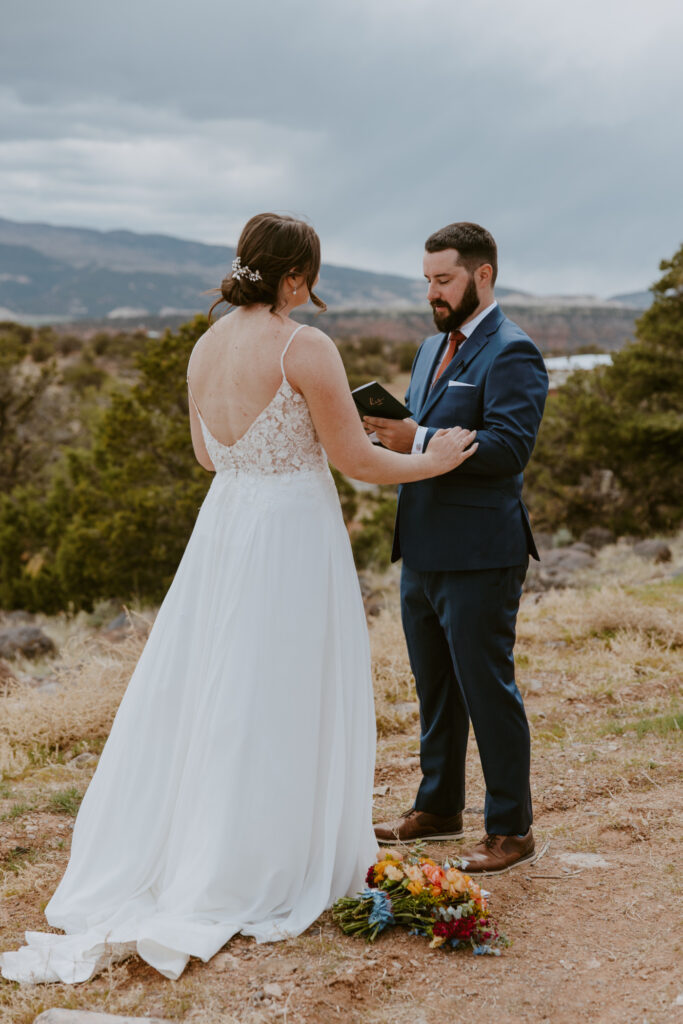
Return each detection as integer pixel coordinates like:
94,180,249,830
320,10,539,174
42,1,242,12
0,632,146,778
1,544,682,1023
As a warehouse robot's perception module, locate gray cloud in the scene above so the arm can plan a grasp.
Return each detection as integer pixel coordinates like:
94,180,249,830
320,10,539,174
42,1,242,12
1,0,681,294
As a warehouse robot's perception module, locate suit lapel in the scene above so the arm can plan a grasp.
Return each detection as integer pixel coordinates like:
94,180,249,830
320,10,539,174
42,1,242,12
416,334,447,416
418,305,504,421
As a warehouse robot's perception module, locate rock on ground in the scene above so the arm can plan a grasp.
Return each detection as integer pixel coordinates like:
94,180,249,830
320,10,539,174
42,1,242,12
581,526,615,549
524,543,596,591
633,539,672,563
0,625,56,660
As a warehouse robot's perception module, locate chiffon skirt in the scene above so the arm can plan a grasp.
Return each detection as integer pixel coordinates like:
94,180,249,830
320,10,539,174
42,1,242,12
1,468,378,983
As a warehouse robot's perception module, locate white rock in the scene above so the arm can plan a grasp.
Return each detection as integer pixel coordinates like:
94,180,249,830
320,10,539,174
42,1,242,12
263,982,284,998
70,752,100,769
212,951,240,971
558,852,611,869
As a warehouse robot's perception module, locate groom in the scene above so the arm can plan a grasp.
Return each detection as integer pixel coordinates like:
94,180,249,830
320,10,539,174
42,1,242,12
365,222,548,873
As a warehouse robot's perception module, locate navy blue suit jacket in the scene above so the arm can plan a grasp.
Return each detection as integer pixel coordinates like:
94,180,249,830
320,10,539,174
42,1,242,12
392,305,549,571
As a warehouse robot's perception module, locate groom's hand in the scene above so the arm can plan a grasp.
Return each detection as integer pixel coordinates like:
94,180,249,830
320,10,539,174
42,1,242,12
363,416,418,453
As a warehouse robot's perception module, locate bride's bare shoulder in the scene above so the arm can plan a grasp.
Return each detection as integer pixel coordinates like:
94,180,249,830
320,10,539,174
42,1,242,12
188,318,224,369
288,323,338,360
286,324,343,379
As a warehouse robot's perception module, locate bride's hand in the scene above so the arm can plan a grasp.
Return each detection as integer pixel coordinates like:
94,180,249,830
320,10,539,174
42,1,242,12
423,427,478,475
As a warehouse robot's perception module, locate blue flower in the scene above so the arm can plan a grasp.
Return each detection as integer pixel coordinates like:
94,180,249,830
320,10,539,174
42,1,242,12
363,889,395,931
473,944,500,956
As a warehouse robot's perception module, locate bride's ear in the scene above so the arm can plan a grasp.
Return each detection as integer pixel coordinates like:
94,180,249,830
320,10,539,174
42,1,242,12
286,272,306,298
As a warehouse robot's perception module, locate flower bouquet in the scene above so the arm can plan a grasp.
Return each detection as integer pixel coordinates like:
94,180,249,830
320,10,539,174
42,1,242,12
332,847,507,954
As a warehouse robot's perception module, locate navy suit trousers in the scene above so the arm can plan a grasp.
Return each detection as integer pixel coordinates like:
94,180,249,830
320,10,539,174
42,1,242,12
400,562,532,836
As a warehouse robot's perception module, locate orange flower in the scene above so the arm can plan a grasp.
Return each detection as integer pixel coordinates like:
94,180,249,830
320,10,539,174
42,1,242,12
407,880,424,896
444,869,470,896
421,863,446,889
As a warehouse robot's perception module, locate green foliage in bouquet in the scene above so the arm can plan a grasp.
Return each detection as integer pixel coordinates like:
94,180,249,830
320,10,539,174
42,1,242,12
526,243,683,535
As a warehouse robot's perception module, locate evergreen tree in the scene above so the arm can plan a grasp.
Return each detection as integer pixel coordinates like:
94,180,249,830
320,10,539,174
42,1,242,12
526,244,683,535
0,322,61,492
0,317,211,611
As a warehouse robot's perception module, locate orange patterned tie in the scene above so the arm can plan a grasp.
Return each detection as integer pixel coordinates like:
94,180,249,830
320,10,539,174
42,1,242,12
431,330,466,387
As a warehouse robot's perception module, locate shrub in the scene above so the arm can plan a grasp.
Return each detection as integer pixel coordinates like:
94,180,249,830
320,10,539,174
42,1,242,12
0,317,211,611
525,243,683,535
62,353,107,392
396,341,419,372
351,493,398,570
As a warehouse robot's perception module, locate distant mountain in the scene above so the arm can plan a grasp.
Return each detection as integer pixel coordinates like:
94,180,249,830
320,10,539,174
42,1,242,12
0,215,558,322
0,217,427,320
0,218,650,355
608,290,652,310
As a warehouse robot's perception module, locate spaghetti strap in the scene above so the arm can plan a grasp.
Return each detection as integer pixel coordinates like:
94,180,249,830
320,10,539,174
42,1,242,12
280,324,306,382
186,376,204,423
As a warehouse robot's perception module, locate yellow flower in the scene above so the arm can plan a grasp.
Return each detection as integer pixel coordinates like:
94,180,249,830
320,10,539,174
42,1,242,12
407,880,423,896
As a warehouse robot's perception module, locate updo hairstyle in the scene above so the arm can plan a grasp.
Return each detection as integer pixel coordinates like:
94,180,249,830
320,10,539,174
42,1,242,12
209,212,326,321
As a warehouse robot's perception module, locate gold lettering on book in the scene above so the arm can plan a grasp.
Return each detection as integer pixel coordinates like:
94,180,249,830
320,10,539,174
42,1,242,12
369,397,383,406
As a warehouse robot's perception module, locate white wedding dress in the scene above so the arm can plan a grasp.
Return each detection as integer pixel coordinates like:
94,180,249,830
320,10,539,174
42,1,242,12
0,325,378,984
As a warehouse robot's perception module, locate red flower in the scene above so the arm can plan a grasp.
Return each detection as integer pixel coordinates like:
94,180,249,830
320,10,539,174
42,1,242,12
365,865,377,888
433,915,478,943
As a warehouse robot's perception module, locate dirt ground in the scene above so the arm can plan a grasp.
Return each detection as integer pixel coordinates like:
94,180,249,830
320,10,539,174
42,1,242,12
0,542,681,1023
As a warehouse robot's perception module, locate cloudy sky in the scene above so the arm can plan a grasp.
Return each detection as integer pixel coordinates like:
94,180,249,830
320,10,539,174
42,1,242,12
1,0,681,295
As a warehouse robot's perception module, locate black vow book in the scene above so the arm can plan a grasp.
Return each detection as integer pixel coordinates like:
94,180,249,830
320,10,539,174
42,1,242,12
351,381,413,444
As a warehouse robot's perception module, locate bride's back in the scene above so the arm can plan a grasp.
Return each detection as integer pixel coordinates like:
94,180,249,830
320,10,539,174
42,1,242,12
188,309,299,447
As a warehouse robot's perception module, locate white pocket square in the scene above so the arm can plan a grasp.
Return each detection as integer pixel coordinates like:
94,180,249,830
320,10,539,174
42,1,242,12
448,380,477,388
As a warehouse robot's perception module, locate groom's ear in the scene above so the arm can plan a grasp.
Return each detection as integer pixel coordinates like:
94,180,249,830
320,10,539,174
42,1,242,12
475,263,494,288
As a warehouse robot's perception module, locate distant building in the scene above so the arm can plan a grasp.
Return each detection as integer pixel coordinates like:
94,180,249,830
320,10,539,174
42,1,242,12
544,354,612,391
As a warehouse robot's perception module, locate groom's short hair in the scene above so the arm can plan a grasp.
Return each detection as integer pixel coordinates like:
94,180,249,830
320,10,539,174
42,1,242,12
425,222,498,285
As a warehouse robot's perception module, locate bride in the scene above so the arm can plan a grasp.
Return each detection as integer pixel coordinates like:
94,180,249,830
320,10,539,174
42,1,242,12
0,212,477,984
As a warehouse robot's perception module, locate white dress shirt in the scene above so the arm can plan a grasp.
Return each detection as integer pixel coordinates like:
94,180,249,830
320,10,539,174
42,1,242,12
411,301,498,454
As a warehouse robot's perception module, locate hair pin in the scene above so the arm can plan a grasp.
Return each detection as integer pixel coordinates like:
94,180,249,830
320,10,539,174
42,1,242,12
231,256,262,282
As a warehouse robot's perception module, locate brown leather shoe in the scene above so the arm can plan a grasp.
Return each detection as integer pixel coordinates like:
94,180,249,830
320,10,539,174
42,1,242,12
459,829,535,873
373,808,464,845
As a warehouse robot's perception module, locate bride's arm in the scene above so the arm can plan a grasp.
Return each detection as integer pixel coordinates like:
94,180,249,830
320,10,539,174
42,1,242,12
286,327,477,485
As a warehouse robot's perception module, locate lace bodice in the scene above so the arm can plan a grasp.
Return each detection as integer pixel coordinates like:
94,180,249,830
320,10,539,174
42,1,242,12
187,325,328,478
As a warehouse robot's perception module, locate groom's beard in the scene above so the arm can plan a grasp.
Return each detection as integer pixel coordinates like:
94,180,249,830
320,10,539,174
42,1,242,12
431,274,480,333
